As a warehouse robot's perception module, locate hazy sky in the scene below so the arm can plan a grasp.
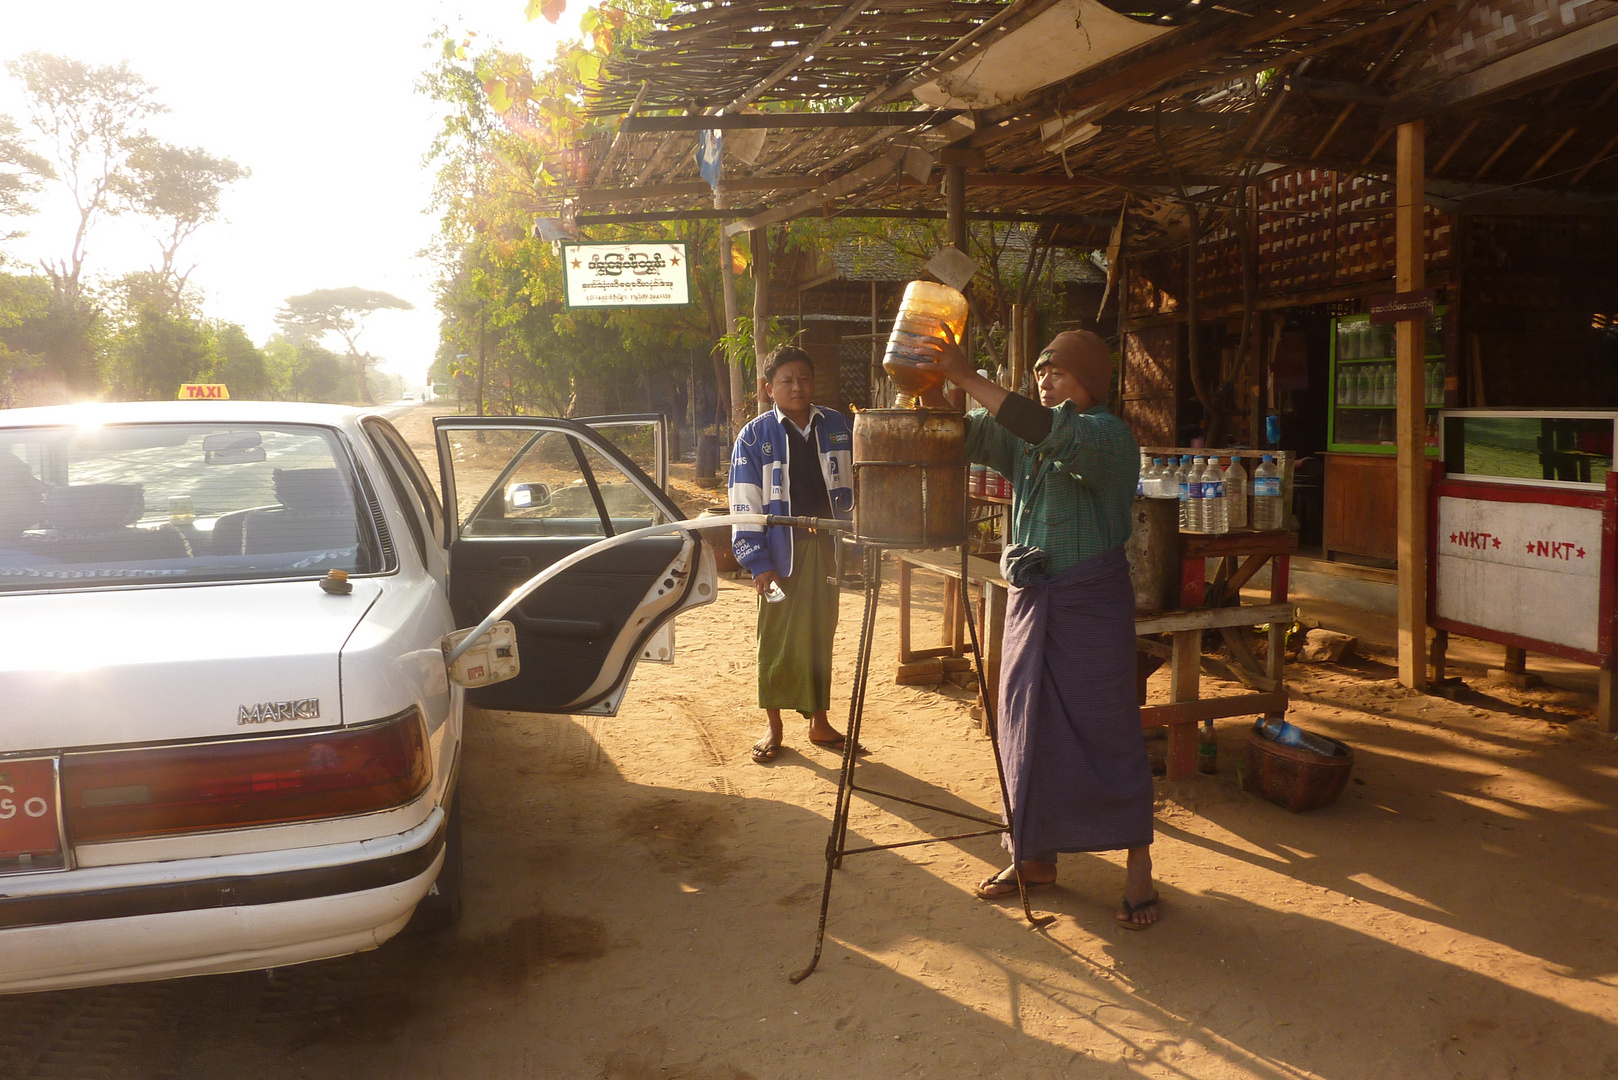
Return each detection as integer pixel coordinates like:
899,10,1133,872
1,0,586,388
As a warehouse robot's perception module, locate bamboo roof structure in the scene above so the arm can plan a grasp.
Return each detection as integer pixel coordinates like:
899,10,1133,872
551,0,1618,249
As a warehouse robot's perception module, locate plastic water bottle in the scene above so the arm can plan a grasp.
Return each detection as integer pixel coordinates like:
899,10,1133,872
1206,457,1229,534
1174,457,1190,528
1255,717,1339,757
1187,456,1206,532
1137,451,1151,497
1224,456,1248,529
1253,454,1283,531
1150,457,1170,497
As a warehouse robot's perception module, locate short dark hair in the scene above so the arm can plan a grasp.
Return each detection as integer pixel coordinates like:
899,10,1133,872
763,345,814,384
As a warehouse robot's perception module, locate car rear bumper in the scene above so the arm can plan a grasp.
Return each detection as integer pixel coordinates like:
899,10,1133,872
0,809,444,994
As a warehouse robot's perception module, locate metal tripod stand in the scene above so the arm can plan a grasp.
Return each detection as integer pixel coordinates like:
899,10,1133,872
790,540,1053,985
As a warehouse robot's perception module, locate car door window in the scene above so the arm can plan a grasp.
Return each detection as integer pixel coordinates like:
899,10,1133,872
575,414,666,491
446,429,667,540
362,424,430,567
363,419,445,549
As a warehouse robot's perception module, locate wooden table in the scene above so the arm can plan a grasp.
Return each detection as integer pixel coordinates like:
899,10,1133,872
894,549,1006,720
1179,528,1297,609
1137,603,1295,780
893,549,1297,780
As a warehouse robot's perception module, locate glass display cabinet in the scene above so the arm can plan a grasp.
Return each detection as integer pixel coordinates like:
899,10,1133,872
1327,310,1445,455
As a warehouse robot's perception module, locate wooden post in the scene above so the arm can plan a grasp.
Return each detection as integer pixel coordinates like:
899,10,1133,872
980,580,1005,735
1008,303,1024,391
1395,120,1428,691
1431,627,1449,685
1600,667,1616,733
898,558,913,663
870,280,881,406
720,223,744,436
751,226,772,412
945,164,967,253
1168,630,1201,780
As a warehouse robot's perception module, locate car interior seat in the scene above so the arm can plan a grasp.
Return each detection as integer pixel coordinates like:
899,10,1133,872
243,468,359,556
37,483,191,563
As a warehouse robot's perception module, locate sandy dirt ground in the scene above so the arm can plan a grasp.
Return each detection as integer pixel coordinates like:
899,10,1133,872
5,405,1618,1079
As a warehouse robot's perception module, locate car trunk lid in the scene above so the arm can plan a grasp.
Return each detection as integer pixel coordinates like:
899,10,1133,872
0,580,381,754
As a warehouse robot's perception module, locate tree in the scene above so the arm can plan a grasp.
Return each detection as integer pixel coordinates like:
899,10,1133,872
207,322,270,399
264,337,352,403
275,287,413,404
8,53,164,304
0,115,53,247
113,138,249,313
104,309,210,400
0,270,51,406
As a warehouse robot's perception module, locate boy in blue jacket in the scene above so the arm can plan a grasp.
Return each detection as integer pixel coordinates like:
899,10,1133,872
729,345,854,763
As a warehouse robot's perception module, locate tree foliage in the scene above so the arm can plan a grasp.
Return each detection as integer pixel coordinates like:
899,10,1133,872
112,138,249,311
275,287,414,405
7,52,165,303
422,7,746,435
0,115,53,246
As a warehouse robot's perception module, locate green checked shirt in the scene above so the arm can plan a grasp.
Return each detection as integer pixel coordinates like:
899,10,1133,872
965,400,1139,576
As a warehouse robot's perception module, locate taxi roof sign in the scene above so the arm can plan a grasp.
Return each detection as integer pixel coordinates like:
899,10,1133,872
178,384,229,400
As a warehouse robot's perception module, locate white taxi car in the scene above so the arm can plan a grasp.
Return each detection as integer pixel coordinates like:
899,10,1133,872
0,401,713,993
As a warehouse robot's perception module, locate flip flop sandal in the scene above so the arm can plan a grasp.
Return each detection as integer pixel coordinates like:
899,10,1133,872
808,735,865,753
976,866,1055,901
1116,894,1160,930
750,740,781,764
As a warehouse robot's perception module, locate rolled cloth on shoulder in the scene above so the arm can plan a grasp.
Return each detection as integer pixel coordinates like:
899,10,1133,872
996,545,1154,859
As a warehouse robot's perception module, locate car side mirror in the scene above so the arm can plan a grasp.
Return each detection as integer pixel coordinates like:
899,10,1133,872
442,621,520,687
202,431,266,465
504,482,551,513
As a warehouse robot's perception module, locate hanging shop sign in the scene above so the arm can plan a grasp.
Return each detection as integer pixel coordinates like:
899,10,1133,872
1368,289,1437,323
562,242,689,308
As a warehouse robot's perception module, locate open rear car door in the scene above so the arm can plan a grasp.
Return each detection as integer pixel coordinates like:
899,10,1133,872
434,416,714,715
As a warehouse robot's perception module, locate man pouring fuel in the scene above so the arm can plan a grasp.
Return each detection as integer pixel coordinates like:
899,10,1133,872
919,329,1159,929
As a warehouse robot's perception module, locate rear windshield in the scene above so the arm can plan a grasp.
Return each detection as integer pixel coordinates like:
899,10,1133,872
0,423,381,592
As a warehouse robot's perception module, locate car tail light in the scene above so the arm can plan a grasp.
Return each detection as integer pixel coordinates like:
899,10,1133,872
61,708,431,844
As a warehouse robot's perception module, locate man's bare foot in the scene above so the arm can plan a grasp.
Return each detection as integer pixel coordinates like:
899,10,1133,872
1116,845,1159,929
805,711,857,750
976,861,1057,899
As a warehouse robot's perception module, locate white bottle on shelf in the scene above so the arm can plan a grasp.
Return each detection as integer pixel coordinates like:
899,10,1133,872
1187,456,1207,533
1206,457,1229,534
1253,454,1283,531
1224,455,1248,529
1174,457,1190,528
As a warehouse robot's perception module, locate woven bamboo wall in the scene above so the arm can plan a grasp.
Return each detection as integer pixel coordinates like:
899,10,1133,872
1124,167,1455,320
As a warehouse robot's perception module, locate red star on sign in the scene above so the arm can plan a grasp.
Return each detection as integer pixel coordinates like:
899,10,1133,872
1449,532,1458,544
669,255,680,266
571,258,582,268
1526,542,1535,553
1493,537,1501,549
1578,547,1587,558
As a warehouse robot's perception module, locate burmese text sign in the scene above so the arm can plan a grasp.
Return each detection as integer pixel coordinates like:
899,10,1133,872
562,243,690,308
